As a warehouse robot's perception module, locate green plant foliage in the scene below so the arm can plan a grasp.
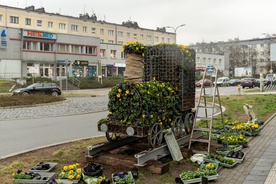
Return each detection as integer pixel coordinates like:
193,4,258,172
100,80,182,128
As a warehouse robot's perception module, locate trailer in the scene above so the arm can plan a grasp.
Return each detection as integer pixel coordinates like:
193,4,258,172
97,44,196,148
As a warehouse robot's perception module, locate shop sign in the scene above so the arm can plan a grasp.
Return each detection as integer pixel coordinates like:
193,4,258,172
56,60,70,66
23,30,56,39
1,29,7,48
74,60,88,66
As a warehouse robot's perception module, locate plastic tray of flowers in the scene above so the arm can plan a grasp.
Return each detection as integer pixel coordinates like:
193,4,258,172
179,172,219,183
200,162,219,172
243,128,261,136
13,172,55,184
29,162,57,172
219,159,238,168
224,152,245,164
112,171,135,184
216,145,243,155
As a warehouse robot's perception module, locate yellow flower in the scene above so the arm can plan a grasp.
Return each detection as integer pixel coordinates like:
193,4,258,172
142,114,145,118
153,77,156,80
69,170,74,174
160,122,163,125
61,172,65,175
125,90,129,94
118,89,122,93
117,93,120,98
76,174,81,179
63,166,68,171
68,175,74,180
77,168,81,173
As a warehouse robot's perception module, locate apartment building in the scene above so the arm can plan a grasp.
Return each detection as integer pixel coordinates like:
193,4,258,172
191,38,276,77
0,5,175,78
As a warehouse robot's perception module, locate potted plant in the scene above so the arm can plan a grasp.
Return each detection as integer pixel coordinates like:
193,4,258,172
112,171,135,184
57,163,82,183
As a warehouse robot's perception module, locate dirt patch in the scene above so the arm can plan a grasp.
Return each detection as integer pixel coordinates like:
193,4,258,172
0,136,219,184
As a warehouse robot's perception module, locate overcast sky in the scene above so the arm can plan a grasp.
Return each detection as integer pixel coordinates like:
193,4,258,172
1,0,276,45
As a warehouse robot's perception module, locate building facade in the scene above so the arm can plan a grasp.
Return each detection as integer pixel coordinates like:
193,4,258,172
191,38,276,77
0,5,176,79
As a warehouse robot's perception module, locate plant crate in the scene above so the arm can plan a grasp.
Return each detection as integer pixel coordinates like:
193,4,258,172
112,171,135,184
179,174,219,184
13,172,55,184
29,162,57,172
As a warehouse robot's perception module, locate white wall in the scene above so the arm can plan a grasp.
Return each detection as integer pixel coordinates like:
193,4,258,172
0,60,21,78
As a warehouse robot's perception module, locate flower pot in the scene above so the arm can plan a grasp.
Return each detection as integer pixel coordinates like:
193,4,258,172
29,162,57,172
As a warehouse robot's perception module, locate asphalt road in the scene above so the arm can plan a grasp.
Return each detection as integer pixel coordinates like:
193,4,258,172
0,112,107,159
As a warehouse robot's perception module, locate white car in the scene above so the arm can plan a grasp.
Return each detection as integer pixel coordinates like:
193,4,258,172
214,77,230,87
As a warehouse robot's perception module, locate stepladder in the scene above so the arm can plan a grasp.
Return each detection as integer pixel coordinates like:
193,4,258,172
188,65,225,155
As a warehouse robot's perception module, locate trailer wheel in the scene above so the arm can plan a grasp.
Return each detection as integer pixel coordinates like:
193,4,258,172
148,123,163,147
184,112,194,134
172,116,184,138
105,132,120,142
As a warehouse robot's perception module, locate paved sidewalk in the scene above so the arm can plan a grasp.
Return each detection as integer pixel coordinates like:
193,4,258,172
213,114,276,184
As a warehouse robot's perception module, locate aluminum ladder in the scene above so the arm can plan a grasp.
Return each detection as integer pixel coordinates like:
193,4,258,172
188,65,224,154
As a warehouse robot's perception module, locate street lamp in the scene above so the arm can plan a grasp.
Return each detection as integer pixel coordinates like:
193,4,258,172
165,24,186,43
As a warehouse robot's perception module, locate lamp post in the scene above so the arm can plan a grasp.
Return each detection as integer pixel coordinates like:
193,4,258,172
165,24,186,44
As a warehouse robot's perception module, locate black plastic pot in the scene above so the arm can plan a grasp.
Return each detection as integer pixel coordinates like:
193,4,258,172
82,162,103,177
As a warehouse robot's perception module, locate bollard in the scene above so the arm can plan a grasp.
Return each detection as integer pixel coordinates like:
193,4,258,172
237,84,241,95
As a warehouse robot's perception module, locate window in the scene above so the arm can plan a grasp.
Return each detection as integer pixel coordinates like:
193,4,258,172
37,20,42,26
40,42,53,51
10,16,19,24
127,33,130,38
140,34,144,40
58,44,68,52
121,52,126,59
100,39,104,43
203,58,206,63
59,23,66,30
118,41,123,45
100,29,104,35
146,35,151,41
71,25,78,31
86,46,96,54
154,36,159,42
100,49,105,57
48,21,53,28
108,30,114,36
0,15,2,22
208,58,211,63
108,40,114,44
111,50,116,58
134,33,137,39
219,59,222,64
23,41,32,50
92,27,96,33
196,57,200,63
213,58,216,64
118,31,123,37
167,38,170,43
83,26,87,32
162,37,164,43
25,18,31,25
72,45,81,53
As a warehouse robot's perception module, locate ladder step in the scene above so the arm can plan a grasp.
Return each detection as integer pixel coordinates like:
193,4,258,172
191,150,209,155
197,105,214,109
201,94,219,98
192,127,211,132
190,138,210,143
196,117,213,120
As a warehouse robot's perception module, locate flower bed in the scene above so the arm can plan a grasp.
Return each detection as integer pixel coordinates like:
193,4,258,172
98,81,182,131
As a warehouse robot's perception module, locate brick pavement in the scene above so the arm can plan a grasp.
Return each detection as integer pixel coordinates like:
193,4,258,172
212,113,276,184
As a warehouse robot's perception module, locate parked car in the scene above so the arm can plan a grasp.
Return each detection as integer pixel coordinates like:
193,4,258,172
214,77,230,87
229,79,241,86
241,78,258,89
195,79,213,87
12,82,62,96
263,74,276,86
